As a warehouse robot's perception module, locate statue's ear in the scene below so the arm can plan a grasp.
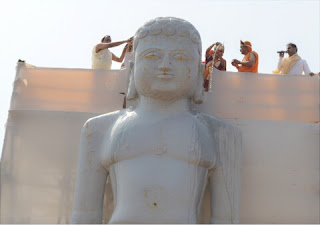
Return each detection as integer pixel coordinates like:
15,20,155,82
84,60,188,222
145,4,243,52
193,63,204,104
126,61,138,100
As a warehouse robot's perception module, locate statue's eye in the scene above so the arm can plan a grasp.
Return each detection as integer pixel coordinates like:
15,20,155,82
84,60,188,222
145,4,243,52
174,54,187,61
144,53,159,60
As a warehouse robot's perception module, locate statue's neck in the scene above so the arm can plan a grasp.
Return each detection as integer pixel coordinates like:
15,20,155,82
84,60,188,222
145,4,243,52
136,96,191,117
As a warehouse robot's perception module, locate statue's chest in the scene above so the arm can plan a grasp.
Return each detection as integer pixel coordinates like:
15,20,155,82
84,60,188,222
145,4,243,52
101,115,215,169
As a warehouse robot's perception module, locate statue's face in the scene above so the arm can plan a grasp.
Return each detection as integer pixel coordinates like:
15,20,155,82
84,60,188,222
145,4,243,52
134,34,200,101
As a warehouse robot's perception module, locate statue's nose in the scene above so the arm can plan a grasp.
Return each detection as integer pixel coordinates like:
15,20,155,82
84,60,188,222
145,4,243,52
158,53,172,73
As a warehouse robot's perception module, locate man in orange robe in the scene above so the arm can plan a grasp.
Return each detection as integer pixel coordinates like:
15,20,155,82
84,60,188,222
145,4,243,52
231,40,259,73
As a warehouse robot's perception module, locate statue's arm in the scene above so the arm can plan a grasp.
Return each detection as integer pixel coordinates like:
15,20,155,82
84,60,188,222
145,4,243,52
201,114,242,224
208,165,232,224
71,119,108,224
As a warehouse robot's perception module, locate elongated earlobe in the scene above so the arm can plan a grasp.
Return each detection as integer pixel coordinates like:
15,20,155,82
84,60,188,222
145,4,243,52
193,63,204,104
126,61,138,100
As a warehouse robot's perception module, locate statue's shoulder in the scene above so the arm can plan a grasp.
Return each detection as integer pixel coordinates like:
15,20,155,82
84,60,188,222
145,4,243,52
196,113,241,143
82,109,126,134
196,113,234,130
79,110,127,157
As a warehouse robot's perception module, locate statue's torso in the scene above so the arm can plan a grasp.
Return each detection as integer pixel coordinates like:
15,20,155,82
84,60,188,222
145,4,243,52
101,111,215,223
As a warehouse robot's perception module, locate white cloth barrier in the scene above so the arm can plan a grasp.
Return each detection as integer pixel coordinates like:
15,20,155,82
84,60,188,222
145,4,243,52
1,110,95,223
198,68,319,122
0,63,319,223
10,63,128,112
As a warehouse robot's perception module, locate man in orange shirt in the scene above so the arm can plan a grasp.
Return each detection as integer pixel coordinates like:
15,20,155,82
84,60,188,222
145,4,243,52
231,40,259,73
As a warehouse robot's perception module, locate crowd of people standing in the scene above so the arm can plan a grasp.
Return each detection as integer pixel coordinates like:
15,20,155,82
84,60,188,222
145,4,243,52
203,40,316,91
91,35,317,93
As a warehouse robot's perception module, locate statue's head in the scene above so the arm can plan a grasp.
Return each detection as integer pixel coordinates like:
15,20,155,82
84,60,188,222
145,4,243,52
127,17,204,104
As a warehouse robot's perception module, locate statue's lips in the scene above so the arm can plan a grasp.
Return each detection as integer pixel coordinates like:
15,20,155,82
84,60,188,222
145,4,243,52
156,74,174,79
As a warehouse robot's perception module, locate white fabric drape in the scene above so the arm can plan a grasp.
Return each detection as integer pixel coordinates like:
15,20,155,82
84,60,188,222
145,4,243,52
0,63,319,223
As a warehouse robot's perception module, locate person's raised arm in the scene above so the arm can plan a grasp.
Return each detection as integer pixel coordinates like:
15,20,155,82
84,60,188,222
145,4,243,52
112,43,129,63
71,119,108,224
95,37,133,53
277,53,284,69
206,42,221,59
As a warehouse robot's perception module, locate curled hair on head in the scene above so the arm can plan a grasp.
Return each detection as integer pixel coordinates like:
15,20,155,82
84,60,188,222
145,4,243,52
133,17,202,55
287,42,298,52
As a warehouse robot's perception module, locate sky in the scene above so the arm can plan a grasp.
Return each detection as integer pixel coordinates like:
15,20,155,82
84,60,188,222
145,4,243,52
0,0,319,159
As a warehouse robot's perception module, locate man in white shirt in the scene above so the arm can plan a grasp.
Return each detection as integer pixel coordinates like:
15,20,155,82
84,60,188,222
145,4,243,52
273,43,315,76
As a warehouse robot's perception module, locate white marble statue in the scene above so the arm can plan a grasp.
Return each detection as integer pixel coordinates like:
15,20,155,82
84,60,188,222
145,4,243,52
71,17,242,224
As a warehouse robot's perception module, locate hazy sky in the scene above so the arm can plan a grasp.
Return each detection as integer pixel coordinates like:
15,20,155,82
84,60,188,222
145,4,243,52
0,0,319,158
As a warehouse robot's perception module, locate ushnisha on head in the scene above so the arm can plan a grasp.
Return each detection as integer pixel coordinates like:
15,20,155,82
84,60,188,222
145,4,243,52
127,17,204,104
